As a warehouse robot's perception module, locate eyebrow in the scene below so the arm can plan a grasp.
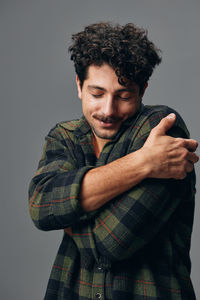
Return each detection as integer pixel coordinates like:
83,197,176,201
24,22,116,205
88,85,106,92
87,85,136,93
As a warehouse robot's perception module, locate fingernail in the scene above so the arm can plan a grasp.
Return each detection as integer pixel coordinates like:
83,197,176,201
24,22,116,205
167,113,176,119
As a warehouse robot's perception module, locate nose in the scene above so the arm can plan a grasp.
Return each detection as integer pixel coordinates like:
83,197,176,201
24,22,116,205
102,96,116,117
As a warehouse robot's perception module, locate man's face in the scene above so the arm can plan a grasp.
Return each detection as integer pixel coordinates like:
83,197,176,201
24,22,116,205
76,64,147,147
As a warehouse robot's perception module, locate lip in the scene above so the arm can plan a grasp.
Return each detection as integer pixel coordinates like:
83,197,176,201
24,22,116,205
100,120,115,127
97,119,118,128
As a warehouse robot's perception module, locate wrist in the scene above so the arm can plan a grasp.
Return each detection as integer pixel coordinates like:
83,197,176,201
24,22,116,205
136,147,153,179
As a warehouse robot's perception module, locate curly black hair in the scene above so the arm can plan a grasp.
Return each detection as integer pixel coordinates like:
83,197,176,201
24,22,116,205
69,22,162,93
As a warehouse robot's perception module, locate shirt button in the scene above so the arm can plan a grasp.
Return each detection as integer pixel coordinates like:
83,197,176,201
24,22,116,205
96,293,101,299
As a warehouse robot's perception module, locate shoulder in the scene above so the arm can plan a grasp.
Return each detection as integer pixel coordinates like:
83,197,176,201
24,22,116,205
59,119,84,131
136,104,190,138
46,117,88,142
126,105,190,153
40,119,83,151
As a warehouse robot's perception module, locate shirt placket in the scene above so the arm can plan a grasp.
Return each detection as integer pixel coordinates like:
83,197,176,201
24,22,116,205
91,264,105,300
91,256,111,300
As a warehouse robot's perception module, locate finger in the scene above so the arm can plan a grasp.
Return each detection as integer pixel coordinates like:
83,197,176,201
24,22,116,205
175,171,187,180
185,161,194,173
184,139,199,152
153,113,176,136
187,152,199,164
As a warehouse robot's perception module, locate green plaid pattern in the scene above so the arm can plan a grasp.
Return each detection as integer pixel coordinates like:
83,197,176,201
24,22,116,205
29,105,196,299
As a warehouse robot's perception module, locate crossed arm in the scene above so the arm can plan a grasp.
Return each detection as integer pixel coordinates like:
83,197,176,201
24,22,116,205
29,110,198,259
68,112,198,260
79,113,198,213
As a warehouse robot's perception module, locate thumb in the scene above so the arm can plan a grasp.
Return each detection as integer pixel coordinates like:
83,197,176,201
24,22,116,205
153,113,176,136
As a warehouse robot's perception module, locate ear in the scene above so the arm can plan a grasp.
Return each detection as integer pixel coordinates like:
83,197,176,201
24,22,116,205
140,82,148,97
76,75,82,99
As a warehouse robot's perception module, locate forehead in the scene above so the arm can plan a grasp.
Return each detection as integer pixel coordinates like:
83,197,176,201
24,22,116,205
85,64,139,91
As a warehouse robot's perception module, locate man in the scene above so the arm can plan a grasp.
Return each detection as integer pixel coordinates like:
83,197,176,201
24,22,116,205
29,22,199,299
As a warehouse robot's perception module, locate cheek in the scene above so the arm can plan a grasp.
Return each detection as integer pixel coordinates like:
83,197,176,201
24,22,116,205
82,103,99,120
83,98,101,114
120,102,139,116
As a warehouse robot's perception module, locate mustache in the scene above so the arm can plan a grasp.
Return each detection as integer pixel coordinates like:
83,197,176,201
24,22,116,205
93,114,122,123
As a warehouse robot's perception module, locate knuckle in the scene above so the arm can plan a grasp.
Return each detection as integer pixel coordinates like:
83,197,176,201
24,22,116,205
181,148,188,159
175,138,187,148
177,139,185,147
175,137,182,143
176,167,186,179
151,127,156,134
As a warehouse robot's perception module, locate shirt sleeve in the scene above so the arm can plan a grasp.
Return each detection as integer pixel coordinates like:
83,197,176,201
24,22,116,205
28,124,95,231
88,110,196,261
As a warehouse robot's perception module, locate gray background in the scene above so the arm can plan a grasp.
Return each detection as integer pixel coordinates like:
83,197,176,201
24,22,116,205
0,0,199,299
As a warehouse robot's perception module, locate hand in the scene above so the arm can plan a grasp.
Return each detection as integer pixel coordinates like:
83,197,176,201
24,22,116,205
142,113,199,180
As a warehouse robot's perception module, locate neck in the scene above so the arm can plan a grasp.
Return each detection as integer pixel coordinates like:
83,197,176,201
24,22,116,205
92,135,109,158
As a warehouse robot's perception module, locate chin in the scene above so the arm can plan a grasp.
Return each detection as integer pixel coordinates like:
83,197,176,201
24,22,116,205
94,129,118,140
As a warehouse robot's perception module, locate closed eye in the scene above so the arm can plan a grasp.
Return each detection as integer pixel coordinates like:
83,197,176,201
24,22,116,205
117,95,132,101
92,94,104,98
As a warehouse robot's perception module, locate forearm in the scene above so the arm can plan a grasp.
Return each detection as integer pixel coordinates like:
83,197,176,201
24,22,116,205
80,148,150,212
29,166,94,231
80,114,199,213
67,109,198,258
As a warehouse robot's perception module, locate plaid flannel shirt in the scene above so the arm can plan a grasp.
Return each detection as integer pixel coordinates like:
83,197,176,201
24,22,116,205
29,104,196,300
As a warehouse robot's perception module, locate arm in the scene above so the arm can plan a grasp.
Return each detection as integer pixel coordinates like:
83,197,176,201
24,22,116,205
71,110,198,260
28,124,94,231
28,122,153,231
80,113,198,212
29,113,198,232
28,124,155,231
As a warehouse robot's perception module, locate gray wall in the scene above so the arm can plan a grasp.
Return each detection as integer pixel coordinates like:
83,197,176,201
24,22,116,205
1,0,199,299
